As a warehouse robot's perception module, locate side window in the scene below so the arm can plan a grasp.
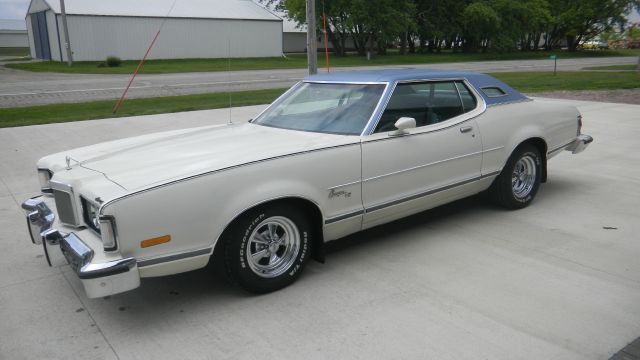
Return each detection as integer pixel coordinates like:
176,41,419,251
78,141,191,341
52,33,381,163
374,81,464,133
431,82,464,123
455,81,477,112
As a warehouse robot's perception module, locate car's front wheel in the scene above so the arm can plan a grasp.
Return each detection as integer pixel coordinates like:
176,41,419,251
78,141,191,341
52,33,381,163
223,204,311,294
489,144,542,209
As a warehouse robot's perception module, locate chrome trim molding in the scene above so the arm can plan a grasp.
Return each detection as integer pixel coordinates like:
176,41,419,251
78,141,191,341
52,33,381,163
363,80,398,135
548,139,575,155
137,248,212,268
327,179,362,191
22,196,54,246
325,209,365,225
486,98,534,107
484,146,505,153
365,171,501,214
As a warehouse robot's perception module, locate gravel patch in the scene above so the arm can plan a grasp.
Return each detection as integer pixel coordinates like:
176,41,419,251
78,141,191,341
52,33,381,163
529,89,640,105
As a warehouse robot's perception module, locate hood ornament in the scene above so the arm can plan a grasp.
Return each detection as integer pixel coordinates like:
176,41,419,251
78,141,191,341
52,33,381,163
65,156,72,170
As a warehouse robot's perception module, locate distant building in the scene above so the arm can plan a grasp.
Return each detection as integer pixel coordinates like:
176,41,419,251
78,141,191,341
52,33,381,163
0,19,29,48
26,0,284,61
282,16,307,53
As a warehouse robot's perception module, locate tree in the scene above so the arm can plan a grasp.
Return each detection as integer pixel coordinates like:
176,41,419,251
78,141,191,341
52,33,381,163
545,0,639,51
462,2,501,52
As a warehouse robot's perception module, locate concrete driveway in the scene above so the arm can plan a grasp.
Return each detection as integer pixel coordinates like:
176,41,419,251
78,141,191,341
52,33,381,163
1,56,637,107
0,100,639,359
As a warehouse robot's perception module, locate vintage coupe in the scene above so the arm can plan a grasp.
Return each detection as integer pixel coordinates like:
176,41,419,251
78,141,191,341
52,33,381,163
22,69,592,298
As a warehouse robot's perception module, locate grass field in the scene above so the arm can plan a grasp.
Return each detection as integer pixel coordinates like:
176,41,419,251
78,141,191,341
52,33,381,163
7,49,640,74
582,64,639,71
493,71,640,92
0,88,287,128
0,47,29,57
1,70,638,128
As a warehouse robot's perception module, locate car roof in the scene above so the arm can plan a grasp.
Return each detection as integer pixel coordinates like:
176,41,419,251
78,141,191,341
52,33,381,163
305,69,528,106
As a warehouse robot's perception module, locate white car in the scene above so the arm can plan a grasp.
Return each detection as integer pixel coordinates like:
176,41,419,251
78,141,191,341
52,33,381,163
22,69,592,298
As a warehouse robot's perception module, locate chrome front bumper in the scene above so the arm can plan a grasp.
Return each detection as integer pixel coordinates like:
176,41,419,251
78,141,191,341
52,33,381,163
566,134,593,154
22,197,140,298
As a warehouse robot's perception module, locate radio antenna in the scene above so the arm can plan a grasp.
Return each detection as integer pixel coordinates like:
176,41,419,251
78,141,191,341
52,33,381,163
113,0,177,114
227,39,233,125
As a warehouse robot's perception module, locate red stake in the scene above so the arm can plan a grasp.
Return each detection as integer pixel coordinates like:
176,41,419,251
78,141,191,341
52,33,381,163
113,30,162,114
323,12,330,73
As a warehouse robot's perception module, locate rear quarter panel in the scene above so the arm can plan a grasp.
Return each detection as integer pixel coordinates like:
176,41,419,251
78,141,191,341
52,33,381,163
477,99,579,175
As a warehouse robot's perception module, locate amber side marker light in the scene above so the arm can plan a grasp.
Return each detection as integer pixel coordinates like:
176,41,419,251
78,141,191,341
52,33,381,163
141,235,172,248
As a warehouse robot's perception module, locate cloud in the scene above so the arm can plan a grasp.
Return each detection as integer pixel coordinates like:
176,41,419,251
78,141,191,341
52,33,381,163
0,0,30,20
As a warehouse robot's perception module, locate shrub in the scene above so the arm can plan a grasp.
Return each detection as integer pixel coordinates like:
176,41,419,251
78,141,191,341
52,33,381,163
106,56,122,67
97,62,107,68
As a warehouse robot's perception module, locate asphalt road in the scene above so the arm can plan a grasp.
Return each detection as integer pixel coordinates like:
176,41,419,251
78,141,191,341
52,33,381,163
0,100,639,359
0,56,637,108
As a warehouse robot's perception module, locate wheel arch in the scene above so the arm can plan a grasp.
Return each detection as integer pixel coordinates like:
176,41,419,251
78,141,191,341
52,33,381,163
213,196,326,264
517,137,548,183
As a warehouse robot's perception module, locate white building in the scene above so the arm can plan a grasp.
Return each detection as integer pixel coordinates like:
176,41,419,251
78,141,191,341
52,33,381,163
0,19,29,48
26,0,284,61
282,15,307,53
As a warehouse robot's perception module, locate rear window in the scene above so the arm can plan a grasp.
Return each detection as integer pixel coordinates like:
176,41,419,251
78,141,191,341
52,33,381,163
481,87,507,97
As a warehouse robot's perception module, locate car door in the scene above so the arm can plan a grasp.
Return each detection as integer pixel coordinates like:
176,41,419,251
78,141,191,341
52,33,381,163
361,80,485,228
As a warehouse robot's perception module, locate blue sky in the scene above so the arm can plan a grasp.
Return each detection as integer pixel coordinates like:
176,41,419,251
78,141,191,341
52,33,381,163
1,0,639,23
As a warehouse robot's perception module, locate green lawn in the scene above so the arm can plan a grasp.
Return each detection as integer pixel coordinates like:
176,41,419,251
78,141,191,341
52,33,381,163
1,70,638,128
7,49,640,74
0,88,287,128
492,71,640,92
582,64,639,71
0,47,29,57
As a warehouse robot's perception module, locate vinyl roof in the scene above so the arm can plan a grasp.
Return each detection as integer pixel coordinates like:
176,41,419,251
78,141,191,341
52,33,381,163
39,0,281,21
305,69,528,105
0,19,27,31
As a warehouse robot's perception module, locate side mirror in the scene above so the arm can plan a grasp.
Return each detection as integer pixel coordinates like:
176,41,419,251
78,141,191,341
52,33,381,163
390,117,416,136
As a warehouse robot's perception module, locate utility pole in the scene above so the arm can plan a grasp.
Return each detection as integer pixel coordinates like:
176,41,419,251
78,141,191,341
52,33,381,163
60,0,73,67
306,0,317,75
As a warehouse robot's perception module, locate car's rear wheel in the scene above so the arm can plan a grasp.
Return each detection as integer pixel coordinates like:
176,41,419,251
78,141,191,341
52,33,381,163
223,204,311,294
489,144,542,209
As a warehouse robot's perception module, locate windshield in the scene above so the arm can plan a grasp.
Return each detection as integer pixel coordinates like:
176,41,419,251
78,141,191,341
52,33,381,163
253,82,386,135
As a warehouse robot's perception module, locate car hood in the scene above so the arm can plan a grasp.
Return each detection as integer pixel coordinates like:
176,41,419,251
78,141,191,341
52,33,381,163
43,123,359,191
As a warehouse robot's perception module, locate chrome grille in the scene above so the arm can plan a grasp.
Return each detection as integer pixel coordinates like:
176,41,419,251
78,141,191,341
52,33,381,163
53,189,77,225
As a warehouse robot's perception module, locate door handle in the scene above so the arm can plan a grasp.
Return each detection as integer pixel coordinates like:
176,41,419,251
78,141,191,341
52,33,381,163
460,126,473,133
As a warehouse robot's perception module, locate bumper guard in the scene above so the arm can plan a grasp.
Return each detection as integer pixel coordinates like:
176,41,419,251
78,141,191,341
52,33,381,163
22,197,140,298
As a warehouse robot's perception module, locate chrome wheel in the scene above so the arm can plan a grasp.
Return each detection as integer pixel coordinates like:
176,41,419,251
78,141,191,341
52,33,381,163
246,216,300,278
511,155,537,199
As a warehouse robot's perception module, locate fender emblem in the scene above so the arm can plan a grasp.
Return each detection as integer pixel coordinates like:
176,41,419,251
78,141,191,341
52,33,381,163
329,189,351,199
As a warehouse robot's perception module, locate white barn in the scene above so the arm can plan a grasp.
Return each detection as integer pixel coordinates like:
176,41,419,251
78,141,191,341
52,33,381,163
0,19,29,48
26,0,284,61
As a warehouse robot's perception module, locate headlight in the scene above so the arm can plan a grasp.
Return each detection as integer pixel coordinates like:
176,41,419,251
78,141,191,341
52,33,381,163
81,198,118,252
38,169,53,194
99,216,118,252
81,197,101,232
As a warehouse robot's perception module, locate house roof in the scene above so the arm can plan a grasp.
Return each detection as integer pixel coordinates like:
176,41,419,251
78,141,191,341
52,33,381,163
34,0,281,21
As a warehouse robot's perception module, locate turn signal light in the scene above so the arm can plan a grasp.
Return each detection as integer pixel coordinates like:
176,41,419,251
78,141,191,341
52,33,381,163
141,235,171,248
